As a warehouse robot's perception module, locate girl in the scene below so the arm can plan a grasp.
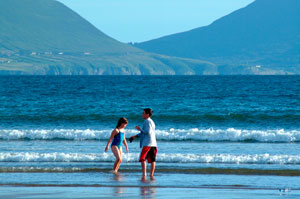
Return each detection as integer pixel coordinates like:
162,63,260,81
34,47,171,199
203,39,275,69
105,117,129,174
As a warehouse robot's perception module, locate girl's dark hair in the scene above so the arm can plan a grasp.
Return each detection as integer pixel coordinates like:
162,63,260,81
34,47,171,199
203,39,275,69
116,117,128,128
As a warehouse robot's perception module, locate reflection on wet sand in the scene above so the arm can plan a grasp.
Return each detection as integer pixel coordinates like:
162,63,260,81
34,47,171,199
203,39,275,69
113,173,122,182
112,173,125,197
140,187,156,199
140,176,156,199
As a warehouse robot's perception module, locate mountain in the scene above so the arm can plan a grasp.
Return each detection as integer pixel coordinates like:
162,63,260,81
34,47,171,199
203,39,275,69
0,0,216,75
134,0,300,74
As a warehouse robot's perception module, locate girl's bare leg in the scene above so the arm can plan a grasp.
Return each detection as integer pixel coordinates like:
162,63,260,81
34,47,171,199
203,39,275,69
111,146,122,173
115,147,123,172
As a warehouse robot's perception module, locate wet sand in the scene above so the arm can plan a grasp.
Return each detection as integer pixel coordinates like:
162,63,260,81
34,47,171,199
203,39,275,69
0,185,299,199
1,172,300,199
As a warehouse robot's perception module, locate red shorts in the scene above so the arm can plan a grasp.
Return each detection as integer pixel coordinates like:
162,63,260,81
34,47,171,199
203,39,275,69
139,147,157,163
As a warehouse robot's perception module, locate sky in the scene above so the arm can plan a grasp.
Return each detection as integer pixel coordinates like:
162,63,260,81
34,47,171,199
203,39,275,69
58,0,255,43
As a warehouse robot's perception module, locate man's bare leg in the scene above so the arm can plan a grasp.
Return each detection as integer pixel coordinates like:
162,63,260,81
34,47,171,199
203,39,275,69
141,161,147,176
150,162,156,177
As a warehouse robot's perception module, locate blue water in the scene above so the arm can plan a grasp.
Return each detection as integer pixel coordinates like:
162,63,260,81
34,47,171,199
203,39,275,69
1,76,299,129
0,76,299,191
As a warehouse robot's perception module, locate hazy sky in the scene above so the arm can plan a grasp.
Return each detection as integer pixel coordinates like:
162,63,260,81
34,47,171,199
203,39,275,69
58,0,255,43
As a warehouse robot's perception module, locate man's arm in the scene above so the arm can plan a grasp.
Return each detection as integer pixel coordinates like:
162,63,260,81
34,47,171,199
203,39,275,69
129,126,141,142
139,120,151,135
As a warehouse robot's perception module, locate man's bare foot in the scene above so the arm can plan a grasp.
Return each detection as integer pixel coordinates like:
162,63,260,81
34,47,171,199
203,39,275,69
141,176,147,182
111,170,118,175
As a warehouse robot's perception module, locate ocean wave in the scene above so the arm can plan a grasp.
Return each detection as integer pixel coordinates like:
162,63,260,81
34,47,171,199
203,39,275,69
1,152,300,165
157,128,300,142
0,129,108,141
1,128,300,142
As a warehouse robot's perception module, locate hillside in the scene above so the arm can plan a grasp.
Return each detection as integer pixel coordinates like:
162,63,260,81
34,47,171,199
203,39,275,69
0,0,216,75
0,0,137,54
134,0,300,74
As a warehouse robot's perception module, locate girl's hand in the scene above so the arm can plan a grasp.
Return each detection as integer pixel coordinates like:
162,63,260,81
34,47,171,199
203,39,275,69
126,148,129,153
135,126,141,131
105,146,109,152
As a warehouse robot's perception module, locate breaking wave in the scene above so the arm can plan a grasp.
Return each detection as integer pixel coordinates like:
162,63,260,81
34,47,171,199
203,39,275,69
1,128,300,143
1,152,300,165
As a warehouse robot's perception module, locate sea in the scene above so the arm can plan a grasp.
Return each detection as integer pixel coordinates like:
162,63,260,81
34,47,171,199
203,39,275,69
0,75,299,198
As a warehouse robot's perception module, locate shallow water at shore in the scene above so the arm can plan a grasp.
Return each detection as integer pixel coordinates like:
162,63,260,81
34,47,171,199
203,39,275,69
1,172,300,198
1,172,300,190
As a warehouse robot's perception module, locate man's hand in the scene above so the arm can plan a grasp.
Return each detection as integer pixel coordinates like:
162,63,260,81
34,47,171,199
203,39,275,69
135,126,141,131
129,136,134,143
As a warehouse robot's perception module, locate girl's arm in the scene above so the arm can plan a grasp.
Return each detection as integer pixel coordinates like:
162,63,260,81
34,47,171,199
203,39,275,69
123,135,129,153
105,129,118,152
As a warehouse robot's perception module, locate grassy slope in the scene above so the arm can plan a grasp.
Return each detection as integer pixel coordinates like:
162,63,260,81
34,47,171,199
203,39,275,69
0,0,217,75
0,53,217,75
0,0,140,54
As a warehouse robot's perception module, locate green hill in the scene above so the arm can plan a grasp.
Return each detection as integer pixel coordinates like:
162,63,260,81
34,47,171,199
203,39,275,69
0,0,216,75
134,0,300,74
0,0,137,54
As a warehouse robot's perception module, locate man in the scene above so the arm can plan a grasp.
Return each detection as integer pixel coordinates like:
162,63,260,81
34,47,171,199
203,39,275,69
130,108,157,177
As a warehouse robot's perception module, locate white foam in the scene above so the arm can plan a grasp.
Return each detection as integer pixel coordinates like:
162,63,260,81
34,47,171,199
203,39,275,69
0,128,300,142
156,128,300,142
0,129,109,140
1,152,300,164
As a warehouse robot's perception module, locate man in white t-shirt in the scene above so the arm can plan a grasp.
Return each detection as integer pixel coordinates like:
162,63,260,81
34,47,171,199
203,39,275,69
130,108,157,177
